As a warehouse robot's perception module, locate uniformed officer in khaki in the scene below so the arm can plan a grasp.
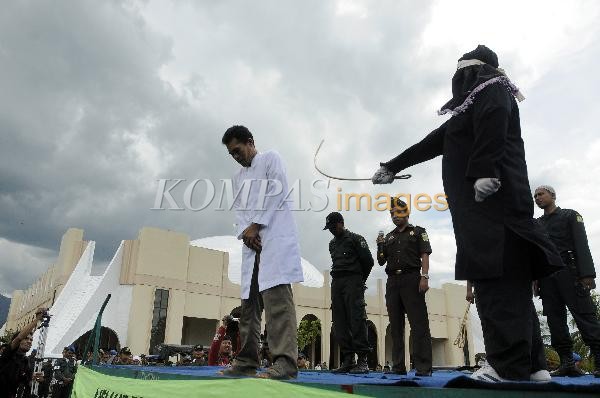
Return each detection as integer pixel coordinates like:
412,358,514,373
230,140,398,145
377,197,433,376
325,211,374,374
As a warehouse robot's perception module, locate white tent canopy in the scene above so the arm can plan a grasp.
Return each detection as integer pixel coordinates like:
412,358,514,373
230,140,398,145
32,235,324,357
32,242,133,358
191,235,324,288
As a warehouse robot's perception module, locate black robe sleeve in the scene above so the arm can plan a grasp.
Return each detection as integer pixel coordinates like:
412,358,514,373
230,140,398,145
465,83,512,180
381,121,447,174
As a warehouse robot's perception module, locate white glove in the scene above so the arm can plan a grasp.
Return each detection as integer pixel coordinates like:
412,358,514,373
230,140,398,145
474,178,501,202
371,166,395,184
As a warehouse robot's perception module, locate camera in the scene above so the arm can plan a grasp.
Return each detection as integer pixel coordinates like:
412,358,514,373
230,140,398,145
223,315,239,335
223,315,239,326
36,309,51,328
42,311,51,323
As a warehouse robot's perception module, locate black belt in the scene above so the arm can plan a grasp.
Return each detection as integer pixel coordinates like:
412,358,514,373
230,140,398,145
385,268,419,276
331,270,362,278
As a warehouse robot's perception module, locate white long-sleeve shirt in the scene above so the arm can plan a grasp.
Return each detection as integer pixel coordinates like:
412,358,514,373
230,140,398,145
232,150,304,299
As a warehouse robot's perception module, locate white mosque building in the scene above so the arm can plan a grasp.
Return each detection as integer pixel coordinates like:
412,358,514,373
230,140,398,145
5,227,475,369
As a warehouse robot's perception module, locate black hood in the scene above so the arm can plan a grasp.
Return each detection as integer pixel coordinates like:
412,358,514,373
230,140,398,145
440,45,505,114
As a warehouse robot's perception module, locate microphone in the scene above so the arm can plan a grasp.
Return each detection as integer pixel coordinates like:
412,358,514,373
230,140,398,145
377,230,385,258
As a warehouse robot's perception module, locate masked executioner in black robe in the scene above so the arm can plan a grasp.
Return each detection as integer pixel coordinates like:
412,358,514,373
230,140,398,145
372,45,563,382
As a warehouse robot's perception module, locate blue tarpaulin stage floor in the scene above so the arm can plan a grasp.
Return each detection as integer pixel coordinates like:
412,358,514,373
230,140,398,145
91,365,600,396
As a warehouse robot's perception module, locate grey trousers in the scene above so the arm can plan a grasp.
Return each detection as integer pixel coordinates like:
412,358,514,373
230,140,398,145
233,254,299,376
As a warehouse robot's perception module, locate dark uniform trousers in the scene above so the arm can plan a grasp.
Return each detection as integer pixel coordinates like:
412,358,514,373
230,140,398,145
53,357,76,398
473,229,547,380
331,274,370,356
234,254,298,376
386,270,432,373
54,384,73,398
539,267,600,356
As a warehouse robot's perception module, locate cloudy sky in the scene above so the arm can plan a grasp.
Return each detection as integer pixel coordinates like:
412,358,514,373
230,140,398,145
2,1,600,349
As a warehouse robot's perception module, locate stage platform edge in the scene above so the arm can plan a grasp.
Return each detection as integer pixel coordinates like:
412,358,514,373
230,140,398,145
70,365,600,397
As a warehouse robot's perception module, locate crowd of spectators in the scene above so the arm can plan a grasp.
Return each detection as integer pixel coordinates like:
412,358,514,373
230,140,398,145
1,309,337,397
0,308,47,398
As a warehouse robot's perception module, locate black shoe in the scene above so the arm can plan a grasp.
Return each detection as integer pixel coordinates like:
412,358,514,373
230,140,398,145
385,367,406,375
332,362,356,373
332,354,357,374
550,362,585,377
348,354,369,374
415,370,432,377
551,352,585,377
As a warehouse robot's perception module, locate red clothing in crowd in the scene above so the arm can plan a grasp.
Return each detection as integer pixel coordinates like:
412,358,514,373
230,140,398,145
208,326,241,366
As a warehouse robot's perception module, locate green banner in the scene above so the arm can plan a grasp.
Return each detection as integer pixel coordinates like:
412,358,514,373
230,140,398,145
72,366,368,398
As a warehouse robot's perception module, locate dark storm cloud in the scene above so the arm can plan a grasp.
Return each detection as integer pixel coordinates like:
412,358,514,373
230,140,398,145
0,0,451,294
0,0,180,280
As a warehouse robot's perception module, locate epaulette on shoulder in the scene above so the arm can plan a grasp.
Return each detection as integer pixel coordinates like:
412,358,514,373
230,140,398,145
349,231,366,242
564,208,584,223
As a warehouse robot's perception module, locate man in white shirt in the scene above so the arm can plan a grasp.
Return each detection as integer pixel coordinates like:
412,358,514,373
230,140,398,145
220,125,304,380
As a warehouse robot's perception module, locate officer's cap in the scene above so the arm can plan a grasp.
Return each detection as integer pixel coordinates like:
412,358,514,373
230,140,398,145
323,212,344,230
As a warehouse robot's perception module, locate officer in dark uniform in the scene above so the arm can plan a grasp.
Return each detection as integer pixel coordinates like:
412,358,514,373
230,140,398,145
376,198,433,376
534,185,600,377
190,345,207,366
53,347,77,398
37,359,54,398
324,212,374,374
